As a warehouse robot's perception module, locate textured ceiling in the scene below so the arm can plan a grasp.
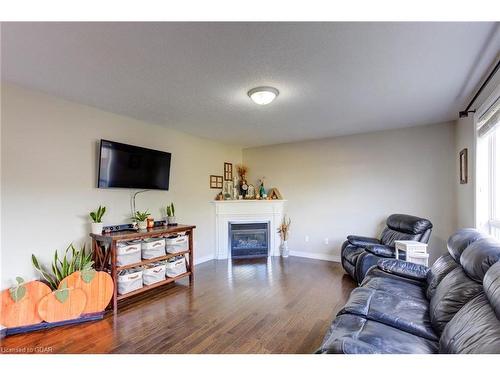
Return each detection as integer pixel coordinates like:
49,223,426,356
2,22,499,147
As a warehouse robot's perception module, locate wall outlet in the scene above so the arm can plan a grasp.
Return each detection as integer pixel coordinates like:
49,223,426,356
305,235,310,242
324,238,329,245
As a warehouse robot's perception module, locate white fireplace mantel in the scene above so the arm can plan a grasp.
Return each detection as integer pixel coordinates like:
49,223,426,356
211,200,287,259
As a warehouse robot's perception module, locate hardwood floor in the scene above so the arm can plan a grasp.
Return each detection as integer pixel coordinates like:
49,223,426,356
0,256,356,354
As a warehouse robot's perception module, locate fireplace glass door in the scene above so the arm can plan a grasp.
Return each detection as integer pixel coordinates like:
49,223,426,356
229,222,269,258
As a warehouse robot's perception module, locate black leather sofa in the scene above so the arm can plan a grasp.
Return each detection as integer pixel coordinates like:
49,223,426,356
341,214,433,284
317,228,500,354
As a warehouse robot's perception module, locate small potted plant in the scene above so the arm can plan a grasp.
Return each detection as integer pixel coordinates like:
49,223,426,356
89,206,106,235
277,216,291,258
133,210,150,230
166,202,177,225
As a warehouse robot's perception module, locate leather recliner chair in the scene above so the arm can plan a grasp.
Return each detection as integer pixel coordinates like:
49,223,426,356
341,214,433,283
317,228,500,354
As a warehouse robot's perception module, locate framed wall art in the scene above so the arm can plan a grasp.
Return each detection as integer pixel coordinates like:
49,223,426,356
224,162,233,181
210,175,224,189
459,148,468,184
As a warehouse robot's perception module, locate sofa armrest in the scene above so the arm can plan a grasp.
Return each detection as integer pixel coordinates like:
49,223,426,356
347,235,380,248
364,244,395,257
377,258,429,281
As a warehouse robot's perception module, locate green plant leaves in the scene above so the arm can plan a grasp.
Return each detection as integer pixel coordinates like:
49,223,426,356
9,277,26,302
90,205,106,223
81,268,96,283
54,281,69,303
134,210,150,221
32,243,95,291
32,254,58,290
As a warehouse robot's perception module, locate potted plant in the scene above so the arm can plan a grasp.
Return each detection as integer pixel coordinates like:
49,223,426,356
166,202,177,225
277,216,291,258
133,210,150,230
89,206,106,235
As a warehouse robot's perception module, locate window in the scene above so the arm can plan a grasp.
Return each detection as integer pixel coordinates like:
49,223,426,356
477,95,500,239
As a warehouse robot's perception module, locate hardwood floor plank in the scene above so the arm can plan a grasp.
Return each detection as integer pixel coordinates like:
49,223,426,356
0,256,355,354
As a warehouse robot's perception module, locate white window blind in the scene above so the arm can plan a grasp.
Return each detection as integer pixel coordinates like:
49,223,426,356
477,96,500,137
477,94,500,239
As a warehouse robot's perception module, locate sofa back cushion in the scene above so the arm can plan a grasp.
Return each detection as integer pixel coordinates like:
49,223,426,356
380,228,420,247
429,267,483,334
446,228,486,263
461,238,500,282
439,263,500,354
439,293,500,353
426,254,460,300
385,214,433,235
380,214,432,247
484,261,500,318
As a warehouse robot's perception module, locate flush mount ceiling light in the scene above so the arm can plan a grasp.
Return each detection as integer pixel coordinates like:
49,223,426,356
248,86,279,105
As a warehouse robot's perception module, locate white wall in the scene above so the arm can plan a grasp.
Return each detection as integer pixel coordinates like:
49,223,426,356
243,122,457,263
455,117,475,228
1,84,241,288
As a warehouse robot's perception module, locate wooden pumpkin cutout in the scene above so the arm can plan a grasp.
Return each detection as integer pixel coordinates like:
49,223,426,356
37,281,87,323
59,270,113,314
0,278,51,328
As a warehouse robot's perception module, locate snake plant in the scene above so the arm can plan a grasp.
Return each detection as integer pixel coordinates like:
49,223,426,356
32,244,94,290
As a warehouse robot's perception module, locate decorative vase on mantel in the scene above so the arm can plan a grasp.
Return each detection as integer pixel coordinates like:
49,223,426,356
280,240,289,258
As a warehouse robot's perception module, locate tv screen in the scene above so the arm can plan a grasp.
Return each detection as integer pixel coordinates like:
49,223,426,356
98,140,171,190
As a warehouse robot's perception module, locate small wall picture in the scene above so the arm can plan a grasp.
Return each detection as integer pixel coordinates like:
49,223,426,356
459,148,468,184
224,162,233,181
210,175,224,189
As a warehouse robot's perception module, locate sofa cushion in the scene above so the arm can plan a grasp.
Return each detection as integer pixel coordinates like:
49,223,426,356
426,254,460,300
364,244,397,258
347,235,380,248
380,227,420,247
461,237,500,282
339,287,437,341
378,259,429,281
429,267,483,335
447,228,486,263
484,262,500,319
385,214,433,235
318,314,438,354
361,267,427,301
439,293,500,354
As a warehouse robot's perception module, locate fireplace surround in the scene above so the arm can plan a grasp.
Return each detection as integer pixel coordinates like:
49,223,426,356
212,200,286,259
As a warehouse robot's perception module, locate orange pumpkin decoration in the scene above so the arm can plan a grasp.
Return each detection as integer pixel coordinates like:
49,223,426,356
59,270,113,314
0,278,51,328
37,281,87,323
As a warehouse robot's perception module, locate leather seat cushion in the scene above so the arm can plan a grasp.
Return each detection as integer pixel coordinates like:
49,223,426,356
319,314,438,354
339,287,437,341
360,267,427,302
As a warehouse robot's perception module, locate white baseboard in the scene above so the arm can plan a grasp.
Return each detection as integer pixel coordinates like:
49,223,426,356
289,250,341,263
194,255,215,265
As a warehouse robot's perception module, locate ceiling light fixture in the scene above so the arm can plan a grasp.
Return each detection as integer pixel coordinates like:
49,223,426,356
248,86,279,105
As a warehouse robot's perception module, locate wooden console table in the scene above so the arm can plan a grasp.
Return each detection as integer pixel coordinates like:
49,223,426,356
90,224,195,313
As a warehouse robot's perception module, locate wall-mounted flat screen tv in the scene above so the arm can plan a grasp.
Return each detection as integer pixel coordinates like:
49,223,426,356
98,139,171,190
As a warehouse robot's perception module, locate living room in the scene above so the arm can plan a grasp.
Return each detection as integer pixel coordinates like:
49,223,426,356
1,0,500,372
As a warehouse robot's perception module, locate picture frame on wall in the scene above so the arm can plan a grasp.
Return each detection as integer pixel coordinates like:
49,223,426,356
210,175,224,189
459,148,468,184
224,162,233,181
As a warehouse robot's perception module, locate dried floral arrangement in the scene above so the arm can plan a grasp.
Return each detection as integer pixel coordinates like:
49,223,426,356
277,216,291,241
236,164,248,180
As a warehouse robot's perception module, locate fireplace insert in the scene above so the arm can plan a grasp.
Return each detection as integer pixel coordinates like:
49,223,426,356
229,222,269,258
